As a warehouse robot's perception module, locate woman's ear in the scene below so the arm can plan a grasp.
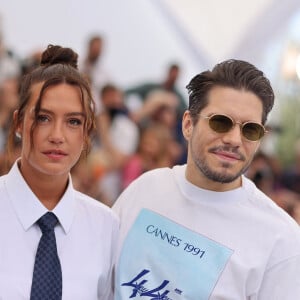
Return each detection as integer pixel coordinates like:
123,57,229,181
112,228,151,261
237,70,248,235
13,110,22,138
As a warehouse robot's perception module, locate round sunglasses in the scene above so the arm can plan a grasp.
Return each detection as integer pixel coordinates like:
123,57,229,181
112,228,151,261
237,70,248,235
199,114,267,141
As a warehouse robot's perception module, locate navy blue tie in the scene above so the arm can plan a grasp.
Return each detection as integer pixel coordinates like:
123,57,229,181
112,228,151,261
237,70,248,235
30,212,62,300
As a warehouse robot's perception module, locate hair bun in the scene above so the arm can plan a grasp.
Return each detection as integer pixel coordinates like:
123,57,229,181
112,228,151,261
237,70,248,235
40,44,78,69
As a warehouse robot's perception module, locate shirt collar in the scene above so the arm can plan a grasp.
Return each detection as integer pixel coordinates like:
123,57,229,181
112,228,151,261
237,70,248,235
5,160,76,234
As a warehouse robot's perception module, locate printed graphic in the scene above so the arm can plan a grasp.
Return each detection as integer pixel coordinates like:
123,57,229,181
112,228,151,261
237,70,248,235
115,209,233,300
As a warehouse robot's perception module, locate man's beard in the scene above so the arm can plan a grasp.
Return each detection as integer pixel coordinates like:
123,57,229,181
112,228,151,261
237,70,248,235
191,145,251,184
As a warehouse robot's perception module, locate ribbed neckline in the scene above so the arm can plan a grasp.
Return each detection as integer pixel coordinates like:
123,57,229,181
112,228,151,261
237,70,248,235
172,164,247,205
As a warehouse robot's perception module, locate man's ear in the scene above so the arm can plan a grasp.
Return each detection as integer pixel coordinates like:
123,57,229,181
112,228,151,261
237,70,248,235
182,111,193,140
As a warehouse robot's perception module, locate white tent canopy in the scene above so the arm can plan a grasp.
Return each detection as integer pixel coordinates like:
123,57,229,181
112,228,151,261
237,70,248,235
1,0,300,89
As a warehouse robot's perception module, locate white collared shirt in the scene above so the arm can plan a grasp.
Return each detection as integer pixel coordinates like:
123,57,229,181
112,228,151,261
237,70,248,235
0,161,119,300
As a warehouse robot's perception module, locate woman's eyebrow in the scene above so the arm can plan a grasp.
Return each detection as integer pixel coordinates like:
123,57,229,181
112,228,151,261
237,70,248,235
38,108,86,118
65,112,86,118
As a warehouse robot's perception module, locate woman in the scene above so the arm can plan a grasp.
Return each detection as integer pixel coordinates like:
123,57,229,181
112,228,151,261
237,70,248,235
0,45,119,299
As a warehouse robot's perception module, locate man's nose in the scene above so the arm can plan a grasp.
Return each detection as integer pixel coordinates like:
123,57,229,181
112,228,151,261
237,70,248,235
221,123,243,146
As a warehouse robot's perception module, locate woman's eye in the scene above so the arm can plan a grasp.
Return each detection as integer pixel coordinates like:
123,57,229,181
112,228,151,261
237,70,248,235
69,118,82,126
37,115,50,123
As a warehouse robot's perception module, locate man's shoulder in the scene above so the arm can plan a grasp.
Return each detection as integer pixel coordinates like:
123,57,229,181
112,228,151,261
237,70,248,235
242,176,300,230
135,165,181,184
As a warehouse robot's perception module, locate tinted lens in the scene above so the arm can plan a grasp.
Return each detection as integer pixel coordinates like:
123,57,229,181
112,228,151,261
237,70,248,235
207,114,265,141
209,115,233,133
242,123,265,141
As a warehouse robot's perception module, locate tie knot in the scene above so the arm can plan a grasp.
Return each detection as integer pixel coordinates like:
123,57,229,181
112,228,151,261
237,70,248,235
37,212,58,233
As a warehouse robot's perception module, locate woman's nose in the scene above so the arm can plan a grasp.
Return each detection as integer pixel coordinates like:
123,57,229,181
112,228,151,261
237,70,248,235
48,122,65,144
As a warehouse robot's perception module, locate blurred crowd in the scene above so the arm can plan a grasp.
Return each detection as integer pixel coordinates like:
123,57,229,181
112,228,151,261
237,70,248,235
1,33,300,224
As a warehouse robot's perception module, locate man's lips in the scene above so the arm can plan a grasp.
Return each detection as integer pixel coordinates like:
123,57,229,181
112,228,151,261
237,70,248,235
214,150,241,160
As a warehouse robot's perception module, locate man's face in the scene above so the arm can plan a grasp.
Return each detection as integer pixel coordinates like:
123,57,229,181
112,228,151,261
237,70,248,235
88,39,102,62
102,89,123,109
182,86,264,191
168,67,179,84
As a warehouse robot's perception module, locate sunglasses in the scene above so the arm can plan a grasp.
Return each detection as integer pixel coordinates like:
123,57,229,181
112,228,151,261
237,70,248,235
200,114,267,141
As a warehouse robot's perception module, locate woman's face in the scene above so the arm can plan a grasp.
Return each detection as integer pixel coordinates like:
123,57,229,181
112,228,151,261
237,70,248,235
16,82,86,180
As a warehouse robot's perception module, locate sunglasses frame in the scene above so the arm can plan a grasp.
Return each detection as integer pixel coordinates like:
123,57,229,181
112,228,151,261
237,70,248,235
199,113,267,141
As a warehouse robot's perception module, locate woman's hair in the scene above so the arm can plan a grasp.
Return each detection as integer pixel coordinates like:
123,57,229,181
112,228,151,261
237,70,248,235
7,44,96,159
186,59,274,125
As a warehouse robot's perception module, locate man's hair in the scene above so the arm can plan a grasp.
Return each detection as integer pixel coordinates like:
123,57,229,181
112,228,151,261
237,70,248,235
88,35,102,47
101,83,119,97
186,59,274,125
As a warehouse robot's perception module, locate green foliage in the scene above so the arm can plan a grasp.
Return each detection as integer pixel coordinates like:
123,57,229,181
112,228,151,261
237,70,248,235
277,96,300,166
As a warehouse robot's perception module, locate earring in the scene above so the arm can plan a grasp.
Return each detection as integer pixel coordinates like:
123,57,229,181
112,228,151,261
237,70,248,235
15,132,22,139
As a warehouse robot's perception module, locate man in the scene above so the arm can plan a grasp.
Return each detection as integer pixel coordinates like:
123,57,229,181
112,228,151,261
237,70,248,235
95,84,139,205
125,63,187,118
125,64,188,164
80,35,110,98
112,59,300,299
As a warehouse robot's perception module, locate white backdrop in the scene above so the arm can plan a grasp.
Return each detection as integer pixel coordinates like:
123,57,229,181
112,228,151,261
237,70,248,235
1,0,300,92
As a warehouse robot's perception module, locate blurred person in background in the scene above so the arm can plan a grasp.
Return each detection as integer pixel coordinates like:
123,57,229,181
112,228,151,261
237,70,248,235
246,151,300,221
21,50,43,75
129,89,187,164
0,33,21,153
122,122,178,189
148,90,186,164
0,77,20,152
90,83,139,206
281,138,300,195
125,64,188,164
0,32,21,85
0,91,21,175
80,34,111,111
125,63,187,116
80,35,108,86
